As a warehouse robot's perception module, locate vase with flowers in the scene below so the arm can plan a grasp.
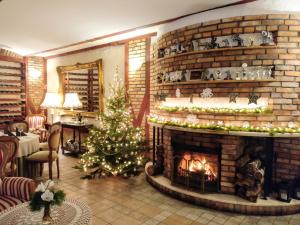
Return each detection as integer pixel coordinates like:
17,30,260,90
29,180,66,222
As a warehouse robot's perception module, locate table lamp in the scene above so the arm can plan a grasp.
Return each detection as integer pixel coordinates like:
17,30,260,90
63,93,83,122
41,92,61,124
63,93,82,110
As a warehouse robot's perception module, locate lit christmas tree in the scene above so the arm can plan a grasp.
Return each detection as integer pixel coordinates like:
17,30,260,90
77,70,147,178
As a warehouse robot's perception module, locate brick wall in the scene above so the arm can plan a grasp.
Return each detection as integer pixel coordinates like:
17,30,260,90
151,14,300,187
127,37,152,137
26,56,47,115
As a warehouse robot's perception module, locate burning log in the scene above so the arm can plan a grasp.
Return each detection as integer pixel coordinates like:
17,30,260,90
235,145,265,202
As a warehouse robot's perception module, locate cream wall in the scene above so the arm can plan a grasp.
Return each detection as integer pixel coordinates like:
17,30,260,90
46,44,125,99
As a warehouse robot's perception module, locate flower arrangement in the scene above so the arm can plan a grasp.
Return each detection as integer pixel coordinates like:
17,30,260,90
30,180,65,221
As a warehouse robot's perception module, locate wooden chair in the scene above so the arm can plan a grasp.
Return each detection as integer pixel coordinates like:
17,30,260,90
7,121,29,133
0,136,19,177
26,114,47,142
26,125,61,179
39,122,61,150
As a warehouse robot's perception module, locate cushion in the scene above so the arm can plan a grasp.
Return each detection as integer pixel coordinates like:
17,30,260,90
0,195,24,212
5,162,16,176
27,151,58,162
39,142,48,150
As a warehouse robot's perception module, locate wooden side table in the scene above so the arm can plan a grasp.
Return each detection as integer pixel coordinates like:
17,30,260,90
60,122,93,154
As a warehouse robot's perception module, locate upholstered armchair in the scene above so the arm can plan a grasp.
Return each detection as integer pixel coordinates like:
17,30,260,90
26,115,47,142
0,177,36,211
0,136,18,177
0,137,36,212
7,121,29,133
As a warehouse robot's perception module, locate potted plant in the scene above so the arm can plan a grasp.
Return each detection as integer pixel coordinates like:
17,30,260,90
29,180,66,222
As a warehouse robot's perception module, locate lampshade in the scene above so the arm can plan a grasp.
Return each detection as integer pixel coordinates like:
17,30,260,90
41,92,61,108
63,93,82,110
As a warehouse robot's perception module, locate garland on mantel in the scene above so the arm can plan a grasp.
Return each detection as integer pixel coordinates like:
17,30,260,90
156,105,272,115
148,117,300,135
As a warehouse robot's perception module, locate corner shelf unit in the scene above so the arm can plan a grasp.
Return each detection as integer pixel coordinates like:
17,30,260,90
157,45,277,63
0,59,26,128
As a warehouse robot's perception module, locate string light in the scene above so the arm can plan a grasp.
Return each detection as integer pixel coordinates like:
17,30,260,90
148,115,300,135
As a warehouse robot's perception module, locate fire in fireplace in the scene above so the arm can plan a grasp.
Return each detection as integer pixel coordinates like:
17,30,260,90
171,141,221,193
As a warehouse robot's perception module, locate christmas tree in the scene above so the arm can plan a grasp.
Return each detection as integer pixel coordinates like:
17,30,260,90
77,72,147,178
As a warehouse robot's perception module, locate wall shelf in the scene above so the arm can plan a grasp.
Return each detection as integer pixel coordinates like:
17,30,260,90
157,79,276,86
157,45,277,63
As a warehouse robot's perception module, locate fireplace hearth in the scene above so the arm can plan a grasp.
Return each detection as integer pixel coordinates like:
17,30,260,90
171,140,221,193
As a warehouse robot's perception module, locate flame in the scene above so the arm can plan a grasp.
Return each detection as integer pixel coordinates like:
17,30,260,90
178,153,217,181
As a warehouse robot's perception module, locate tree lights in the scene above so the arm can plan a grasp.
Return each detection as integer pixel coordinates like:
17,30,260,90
76,75,147,178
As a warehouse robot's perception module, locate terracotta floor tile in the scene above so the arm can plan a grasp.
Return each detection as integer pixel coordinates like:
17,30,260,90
33,153,300,225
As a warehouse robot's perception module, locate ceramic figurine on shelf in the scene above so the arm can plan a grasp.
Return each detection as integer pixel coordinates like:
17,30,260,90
241,63,248,80
214,70,222,80
232,34,244,47
267,67,273,79
192,39,199,51
176,88,181,98
221,39,230,48
183,70,191,81
200,71,207,80
224,70,231,80
169,72,176,82
158,48,165,58
178,43,186,53
170,44,177,55
210,37,220,49
261,31,274,46
247,36,255,47
206,37,220,49
164,48,170,56
162,72,170,83
248,71,255,80
175,70,183,82
156,73,163,83
185,41,192,52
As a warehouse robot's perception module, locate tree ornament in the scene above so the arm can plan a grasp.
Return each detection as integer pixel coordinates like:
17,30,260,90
248,92,260,105
175,88,181,98
201,88,213,98
229,93,238,103
242,121,250,128
288,121,296,128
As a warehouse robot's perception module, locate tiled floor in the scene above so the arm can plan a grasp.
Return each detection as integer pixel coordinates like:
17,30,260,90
40,153,300,225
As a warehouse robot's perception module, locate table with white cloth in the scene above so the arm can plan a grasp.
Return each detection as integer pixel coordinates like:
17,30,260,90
0,198,91,225
15,133,40,177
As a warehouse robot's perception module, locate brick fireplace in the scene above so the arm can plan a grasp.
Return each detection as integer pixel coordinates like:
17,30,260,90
147,13,300,214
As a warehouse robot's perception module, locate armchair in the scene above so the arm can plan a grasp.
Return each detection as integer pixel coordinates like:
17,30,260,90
26,115,47,142
0,177,36,211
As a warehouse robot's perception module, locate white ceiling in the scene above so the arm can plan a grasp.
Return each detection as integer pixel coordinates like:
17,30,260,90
0,0,239,56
